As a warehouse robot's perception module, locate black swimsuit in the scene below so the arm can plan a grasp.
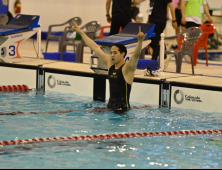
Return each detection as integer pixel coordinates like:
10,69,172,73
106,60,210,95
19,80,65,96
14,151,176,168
107,64,131,111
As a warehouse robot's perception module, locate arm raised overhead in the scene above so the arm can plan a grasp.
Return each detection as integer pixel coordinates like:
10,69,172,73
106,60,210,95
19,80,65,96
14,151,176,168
72,20,110,66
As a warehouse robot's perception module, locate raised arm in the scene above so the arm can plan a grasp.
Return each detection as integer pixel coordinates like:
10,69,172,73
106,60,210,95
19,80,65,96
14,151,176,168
125,26,146,72
122,26,146,84
72,21,109,65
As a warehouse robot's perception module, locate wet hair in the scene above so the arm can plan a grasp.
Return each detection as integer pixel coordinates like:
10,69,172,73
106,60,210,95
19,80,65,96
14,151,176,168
111,43,127,58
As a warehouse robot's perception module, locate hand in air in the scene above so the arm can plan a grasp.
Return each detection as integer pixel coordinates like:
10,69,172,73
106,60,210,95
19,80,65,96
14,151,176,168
137,26,146,42
72,20,82,33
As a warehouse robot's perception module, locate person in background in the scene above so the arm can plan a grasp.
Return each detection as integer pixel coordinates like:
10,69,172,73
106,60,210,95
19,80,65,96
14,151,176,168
147,0,177,70
204,1,220,48
170,0,186,44
106,0,139,36
181,0,213,63
181,0,213,28
131,0,146,20
135,13,144,23
206,1,213,16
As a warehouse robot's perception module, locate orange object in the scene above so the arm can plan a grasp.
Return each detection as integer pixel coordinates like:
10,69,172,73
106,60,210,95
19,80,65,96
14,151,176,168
96,26,111,39
177,35,183,51
0,84,29,92
119,27,122,33
12,85,18,91
14,0,21,14
7,85,13,92
22,84,29,91
2,86,9,91
96,26,123,39
193,23,216,66
17,85,24,91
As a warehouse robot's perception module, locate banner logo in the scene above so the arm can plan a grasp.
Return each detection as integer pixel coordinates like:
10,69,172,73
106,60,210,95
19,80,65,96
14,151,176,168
48,75,56,88
174,89,203,104
47,75,71,88
174,89,184,104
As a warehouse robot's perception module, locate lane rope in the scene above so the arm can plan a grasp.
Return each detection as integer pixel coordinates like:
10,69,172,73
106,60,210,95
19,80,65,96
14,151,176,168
0,85,29,92
0,130,221,146
0,105,151,115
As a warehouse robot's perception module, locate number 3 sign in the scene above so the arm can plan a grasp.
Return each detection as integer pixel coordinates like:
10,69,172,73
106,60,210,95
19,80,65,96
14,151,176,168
0,30,37,63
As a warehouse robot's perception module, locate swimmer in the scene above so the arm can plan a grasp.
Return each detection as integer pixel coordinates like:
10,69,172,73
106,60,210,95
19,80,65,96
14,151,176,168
72,21,146,111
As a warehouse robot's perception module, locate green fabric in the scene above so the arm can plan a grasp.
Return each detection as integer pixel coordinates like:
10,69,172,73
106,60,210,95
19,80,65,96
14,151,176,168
75,33,82,40
185,0,204,17
75,33,96,40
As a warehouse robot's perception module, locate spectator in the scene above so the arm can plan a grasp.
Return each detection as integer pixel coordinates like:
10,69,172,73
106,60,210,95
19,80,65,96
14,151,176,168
171,0,186,44
131,0,146,21
106,0,139,36
181,0,213,28
181,0,213,63
135,13,144,23
147,0,177,69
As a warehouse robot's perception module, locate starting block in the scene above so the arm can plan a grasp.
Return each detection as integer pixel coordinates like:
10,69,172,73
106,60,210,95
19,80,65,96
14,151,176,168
90,23,156,73
0,14,41,63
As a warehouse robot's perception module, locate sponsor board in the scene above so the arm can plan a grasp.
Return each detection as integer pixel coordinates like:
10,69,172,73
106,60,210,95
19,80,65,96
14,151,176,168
0,67,37,89
45,73,93,97
171,86,222,113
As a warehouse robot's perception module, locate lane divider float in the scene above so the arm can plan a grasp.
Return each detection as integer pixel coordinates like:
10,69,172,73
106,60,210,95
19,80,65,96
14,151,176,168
0,130,221,146
0,85,29,92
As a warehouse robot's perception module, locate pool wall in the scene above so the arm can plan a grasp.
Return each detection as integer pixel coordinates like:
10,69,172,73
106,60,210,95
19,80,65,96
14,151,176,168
0,63,39,89
0,62,222,113
170,82,222,112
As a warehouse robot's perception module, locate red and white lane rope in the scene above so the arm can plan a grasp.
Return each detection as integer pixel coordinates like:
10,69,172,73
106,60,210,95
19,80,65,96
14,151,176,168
0,130,221,146
0,105,151,115
0,85,29,92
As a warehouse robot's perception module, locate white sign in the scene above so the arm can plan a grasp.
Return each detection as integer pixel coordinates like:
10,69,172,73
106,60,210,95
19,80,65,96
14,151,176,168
0,67,37,89
45,73,93,97
171,86,222,113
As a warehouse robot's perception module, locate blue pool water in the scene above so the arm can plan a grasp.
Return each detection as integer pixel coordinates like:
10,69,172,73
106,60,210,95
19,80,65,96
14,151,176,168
0,91,221,169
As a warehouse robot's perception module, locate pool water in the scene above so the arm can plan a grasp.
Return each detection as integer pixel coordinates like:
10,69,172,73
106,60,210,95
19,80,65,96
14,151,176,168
0,91,221,169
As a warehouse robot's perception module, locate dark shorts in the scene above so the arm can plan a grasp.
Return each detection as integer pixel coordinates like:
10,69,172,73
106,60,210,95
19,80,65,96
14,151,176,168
185,21,201,29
